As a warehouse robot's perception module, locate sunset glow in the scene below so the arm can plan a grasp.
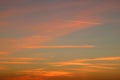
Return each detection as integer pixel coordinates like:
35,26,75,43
0,0,120,80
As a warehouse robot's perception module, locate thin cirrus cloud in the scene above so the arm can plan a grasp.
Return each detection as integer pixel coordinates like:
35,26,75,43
1,0,109,53
68,64,118,73
49,56,120,66
70,68,108,73
0,2,83,17
0,57,46,61
0,1,113,33
71,56,120,62
0,0,118,35
18,68,73,77
0,0,90,18
6,69,72,80
0,18,99,52
0,0,119,18
0,61,34,64
86,65,117,70
93,57,120,61
0,57,46,65
47,56,120,72
23,45,95,49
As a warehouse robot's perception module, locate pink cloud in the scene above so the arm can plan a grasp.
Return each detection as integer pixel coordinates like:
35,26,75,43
0,0,88,18
0,19,99,53
1,0,119,55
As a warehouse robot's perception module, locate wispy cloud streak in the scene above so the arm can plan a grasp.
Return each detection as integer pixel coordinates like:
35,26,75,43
18,68,73,77
0,61,34,64
49,56,120,67
23,45,95,49
0,57,46,61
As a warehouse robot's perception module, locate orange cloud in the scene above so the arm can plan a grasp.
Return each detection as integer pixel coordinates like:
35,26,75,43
42,71,72,77
0,51,10,55
42,20,101,38
0,61,34,64
49,62,91,67
13,36,52,48
4,75,44,80
0,57,46,61
0,1,103,53
0,57,46,65
0,0,118,18
71,56,120,63
0,19,97,52
69,65,117,73
1,0,118,56
18,68,73,77
0,0,88,18
0,66,6,70
0,35,52,52
93,57,120,61
71,68,107,73
87,65,117,70
49,56,120,66
23,45,95,49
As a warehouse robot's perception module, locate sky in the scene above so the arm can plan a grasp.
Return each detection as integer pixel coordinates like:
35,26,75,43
0,0,120,80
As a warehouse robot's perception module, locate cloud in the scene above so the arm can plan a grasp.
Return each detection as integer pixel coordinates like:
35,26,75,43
0,0,89,18
86,65,117,70
0,36,52,53
93,57,120,61
0,19,98,52
0,1,118,55
71,56,120,63
0,57,46,65
49,62,91,67
0,57,46,61
42,19,101,38
0,61,34,64
0,1,106,53
68,64,118,74
3,75,44,80
42,71,72,77
0,51,10,55
49,56,120,67
1,0,119,18
70,68,107,73
13,36,52,48
48,56,120,73
22,45,95,49
0,66,6,70
18,68,73,77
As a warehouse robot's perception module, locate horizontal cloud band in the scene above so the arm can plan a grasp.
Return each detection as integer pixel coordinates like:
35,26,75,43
22,45,95,48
